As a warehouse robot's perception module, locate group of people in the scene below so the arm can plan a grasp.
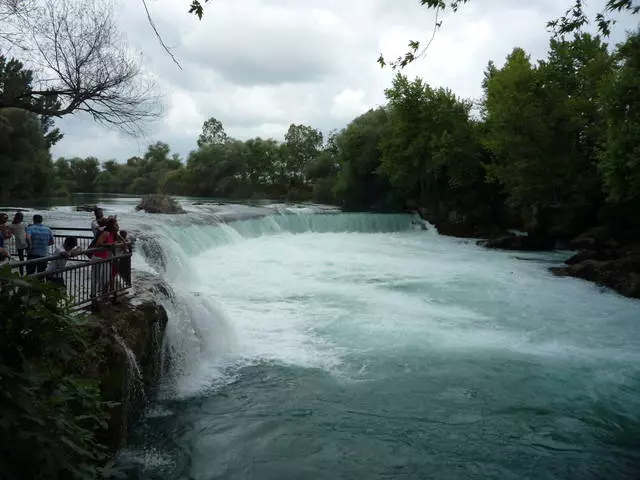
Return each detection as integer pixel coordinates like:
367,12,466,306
0,208,133,296
89,208,133,289
0,212,63,276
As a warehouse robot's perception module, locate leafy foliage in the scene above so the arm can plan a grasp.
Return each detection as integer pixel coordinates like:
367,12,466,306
482,35,613,211
0,268,112,479
598,30,640,202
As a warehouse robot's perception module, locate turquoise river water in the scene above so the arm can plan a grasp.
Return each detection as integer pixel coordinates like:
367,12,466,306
5,198,640,479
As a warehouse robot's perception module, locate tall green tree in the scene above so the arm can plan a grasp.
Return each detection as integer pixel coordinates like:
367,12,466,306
482,48,562,210
282,124,323,189
197,117,228,148
0,108,53,199
333,108,399,211
380,75,482,211
598,30,640,203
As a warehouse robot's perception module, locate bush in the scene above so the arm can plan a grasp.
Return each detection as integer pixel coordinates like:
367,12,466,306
0,267,114,479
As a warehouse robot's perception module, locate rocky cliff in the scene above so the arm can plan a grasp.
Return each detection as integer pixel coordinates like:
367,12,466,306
88,298,168,451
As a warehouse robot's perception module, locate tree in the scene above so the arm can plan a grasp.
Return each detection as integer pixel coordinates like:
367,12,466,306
598,30,640,202
333,108,399,211
0,107,53,199
483,35,613,212
1,0,159,133
282,124,323,187
197,117,228,147
537,34,613,203
380,74,483,211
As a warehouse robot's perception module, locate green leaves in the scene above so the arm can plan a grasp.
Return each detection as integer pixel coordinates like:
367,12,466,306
598,30,640,203
0,269,111,479
188,0,208,19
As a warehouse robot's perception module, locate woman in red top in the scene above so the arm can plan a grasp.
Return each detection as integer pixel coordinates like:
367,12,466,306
95,216,118,259
91,217,120,305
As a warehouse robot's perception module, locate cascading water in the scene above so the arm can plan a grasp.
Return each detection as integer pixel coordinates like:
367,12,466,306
23,200,640,479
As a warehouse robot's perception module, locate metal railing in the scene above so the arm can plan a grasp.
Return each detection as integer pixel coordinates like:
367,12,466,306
1,245,132,310
4,227,96,258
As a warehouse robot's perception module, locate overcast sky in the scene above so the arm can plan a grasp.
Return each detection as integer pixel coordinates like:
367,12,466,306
50,0,637,162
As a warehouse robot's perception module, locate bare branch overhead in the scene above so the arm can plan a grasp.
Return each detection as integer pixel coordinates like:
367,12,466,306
0,0,161,135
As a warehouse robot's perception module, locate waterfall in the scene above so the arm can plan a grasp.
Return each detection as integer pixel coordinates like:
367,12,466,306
131,210,438,398
113,330,146,402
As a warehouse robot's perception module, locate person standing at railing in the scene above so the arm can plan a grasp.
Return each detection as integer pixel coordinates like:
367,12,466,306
116,230,133,285
8,212,28,275
46,237,81,288
91,216,120,307
0,222,8,264
26,215,54,275
91,208,105,236
0,213,12,249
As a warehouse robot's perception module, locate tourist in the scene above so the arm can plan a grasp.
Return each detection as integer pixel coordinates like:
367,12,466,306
91,207,104,236
46,236,81,288
90,216,120,308
0,213,12,265
116,230,132,285
26,214,54,275
0,230,8,264
0,213,12,245
8,212,28,274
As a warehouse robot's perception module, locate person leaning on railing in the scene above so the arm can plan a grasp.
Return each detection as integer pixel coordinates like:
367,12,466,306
46,237,82,289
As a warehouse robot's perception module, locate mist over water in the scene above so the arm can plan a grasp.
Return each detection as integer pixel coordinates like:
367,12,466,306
13,198,639,479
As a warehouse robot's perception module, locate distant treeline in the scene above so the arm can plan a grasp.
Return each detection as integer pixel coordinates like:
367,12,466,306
1,30,639,234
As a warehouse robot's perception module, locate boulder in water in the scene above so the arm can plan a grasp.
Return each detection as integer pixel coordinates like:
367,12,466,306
135,194,185,214
551,255,640,299
483,233,555,251
76,204,99,212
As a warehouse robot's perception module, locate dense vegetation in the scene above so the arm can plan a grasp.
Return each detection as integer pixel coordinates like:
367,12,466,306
0,270,115,479
3,29,639,237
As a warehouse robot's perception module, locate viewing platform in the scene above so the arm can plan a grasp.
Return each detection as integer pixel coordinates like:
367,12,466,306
1,227,132,310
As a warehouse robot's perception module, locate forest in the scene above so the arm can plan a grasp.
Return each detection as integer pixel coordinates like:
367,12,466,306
2,29,639,242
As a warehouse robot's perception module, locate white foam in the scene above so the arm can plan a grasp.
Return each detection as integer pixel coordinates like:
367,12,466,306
130,213,640,398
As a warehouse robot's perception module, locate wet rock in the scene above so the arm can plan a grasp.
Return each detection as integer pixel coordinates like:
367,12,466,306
569,226,613,250
528,203,599,242
76,204,98,212
417,208,505,239
484,233,555,251
135,194,185,214
551,256,640,299
565,250,599,265
89,299,169,450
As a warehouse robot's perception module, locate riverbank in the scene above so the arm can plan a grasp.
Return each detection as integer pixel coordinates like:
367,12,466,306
417,203,640,300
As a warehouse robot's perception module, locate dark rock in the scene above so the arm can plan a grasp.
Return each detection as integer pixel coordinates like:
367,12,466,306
484,233,555,251
76,204,98,212
551,255,640,299
565,249,599,265
528,203,599,242
135,194,185,214
89,300,169,450
417,208,505,239
569,226,612,250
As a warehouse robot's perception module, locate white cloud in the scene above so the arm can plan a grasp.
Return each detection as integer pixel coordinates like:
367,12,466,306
331,88,370,120
47,0,636,162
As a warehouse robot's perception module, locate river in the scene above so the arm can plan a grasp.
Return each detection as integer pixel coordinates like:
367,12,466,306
5,196,640,479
